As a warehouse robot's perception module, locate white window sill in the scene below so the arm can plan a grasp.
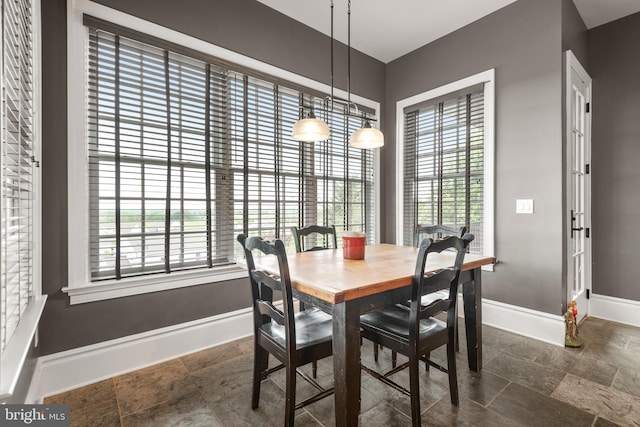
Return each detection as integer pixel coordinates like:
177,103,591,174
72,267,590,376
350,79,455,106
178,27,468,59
62,265,248,305
0,295,47,401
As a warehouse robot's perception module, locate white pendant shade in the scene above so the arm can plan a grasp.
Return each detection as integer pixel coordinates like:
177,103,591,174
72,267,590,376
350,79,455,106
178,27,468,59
349,124,384,149
292,117,330,142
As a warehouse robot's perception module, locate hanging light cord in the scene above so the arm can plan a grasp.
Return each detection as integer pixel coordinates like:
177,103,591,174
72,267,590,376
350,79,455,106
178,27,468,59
346,1,361,119
347,0,351,107
330,0,334,111
317,0,370,120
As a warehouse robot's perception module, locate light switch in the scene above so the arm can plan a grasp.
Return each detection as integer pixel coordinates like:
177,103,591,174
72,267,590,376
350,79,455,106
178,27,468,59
516,199,534,214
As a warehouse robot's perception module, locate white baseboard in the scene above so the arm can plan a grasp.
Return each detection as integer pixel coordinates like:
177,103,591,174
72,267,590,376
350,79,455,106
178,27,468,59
32,296,572,399
36,307,253,398
590,294,640,327
480,298,566,347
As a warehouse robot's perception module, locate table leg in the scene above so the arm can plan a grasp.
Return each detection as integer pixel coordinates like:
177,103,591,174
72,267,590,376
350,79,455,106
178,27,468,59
333,301,361,427
462,267,482,371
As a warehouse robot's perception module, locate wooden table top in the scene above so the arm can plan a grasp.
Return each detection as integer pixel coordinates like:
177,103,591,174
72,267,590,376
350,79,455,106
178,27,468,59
253,243,495,304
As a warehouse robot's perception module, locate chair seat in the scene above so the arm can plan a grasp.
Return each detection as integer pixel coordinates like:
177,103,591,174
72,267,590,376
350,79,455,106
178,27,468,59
361,305,446,343
261,307,333,349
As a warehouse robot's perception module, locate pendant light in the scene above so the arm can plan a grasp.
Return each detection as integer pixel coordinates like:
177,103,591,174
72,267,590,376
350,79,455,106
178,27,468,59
291,1,335,142
345,0,384,149
291,109,330,142
349,120,384,148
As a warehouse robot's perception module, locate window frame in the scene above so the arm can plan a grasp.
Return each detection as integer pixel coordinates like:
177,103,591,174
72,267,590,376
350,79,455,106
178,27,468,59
0,0,46,401
395,69,495,269
64,0,381,304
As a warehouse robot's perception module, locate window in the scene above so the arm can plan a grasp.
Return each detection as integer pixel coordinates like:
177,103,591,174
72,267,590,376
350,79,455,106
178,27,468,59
66,11,378,301
1,0,36,355
403,88,484,251
1,0,45,399
396,70,494,258
86,31,233,280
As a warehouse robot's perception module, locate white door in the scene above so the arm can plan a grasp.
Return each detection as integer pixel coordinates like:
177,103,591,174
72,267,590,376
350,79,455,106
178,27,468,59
566,51,591,323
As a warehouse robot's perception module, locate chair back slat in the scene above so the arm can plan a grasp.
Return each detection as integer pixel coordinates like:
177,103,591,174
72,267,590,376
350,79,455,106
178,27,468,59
255,299,285,325
419,298,451,318
251,270,283,293
422,268,456,290
414,224,467,247
291,225,338,253
421,265,454,290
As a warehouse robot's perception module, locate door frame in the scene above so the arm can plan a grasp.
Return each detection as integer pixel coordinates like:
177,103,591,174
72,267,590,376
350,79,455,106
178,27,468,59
565,50,592,321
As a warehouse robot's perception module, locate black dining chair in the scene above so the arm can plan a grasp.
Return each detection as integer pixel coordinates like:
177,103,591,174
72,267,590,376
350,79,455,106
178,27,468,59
237,234,334,427
415,224,467,353
374,224,468,367
360,234,474,427
290,224,338,378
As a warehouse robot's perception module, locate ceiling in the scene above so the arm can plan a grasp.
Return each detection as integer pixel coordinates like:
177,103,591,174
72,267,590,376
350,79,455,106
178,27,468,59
257,0,640,63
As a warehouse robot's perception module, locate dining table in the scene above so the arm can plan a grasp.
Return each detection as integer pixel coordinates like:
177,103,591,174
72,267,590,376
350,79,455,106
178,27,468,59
253,243,495,427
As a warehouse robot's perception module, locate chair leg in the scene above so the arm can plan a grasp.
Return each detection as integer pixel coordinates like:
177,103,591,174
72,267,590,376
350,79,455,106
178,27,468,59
446,340,459,406
252,344,269,409
454,303,460,352
424,351,430,371
392,350,397,369
284,361,296,427
312,360,318,379
373,343,379,362
409,353,421,427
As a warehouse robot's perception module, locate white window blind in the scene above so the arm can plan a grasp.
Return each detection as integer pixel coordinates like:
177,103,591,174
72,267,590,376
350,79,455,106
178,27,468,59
1,0,35,353
87,20,376,282
402,88,484,254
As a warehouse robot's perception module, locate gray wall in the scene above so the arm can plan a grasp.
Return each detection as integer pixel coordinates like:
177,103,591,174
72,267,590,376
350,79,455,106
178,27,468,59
561,0,588,66
589,12,640,302
385,0,565,314
40,0,385,355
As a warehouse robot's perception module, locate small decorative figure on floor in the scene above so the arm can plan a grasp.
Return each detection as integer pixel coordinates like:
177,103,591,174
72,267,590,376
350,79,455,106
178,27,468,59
569,301,579,334
565,301,584,348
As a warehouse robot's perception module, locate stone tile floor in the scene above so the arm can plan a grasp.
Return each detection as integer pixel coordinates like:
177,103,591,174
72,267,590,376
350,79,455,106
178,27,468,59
44,317,640,426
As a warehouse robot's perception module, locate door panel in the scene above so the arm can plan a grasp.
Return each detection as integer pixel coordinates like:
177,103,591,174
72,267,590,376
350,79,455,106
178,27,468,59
566,51,591,324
